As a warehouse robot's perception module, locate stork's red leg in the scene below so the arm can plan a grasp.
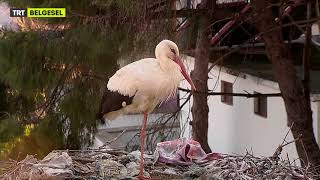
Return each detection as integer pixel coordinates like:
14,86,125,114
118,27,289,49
139,112,148,179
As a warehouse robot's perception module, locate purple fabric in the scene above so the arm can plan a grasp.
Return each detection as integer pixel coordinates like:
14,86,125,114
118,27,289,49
155,138,223,165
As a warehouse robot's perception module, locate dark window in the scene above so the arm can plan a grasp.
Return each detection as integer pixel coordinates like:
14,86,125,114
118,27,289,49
221,80,233,105
254,91,267,118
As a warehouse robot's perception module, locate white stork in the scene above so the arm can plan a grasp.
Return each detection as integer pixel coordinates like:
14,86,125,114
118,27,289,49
98,40,196,179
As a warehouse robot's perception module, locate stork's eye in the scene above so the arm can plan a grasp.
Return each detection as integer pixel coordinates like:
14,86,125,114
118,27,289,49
170,48,176,55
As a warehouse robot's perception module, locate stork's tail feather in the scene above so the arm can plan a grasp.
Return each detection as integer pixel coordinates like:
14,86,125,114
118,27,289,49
96,112,105,124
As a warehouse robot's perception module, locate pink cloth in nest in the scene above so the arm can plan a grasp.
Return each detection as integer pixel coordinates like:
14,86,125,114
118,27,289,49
155,138,223,165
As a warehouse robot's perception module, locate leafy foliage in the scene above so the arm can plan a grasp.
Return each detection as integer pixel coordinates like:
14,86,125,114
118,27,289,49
0,0,173,159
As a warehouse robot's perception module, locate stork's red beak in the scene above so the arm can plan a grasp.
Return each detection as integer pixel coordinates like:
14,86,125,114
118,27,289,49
175,56,197,91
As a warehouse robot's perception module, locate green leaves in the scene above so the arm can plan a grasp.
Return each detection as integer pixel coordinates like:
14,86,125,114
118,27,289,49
0,28,115,156
0,0,173,158
0,117,23,143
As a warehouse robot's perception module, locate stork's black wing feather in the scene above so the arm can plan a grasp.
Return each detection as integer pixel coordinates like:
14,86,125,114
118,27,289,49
97,89,134,123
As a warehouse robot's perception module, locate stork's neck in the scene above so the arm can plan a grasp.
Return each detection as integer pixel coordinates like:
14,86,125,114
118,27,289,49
158,56,181,76
156,56,183,105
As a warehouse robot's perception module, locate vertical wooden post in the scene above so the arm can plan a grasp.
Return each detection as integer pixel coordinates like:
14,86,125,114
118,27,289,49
302,0,312,129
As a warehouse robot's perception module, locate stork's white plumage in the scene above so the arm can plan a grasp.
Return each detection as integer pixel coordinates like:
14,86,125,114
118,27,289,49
98,40,196,179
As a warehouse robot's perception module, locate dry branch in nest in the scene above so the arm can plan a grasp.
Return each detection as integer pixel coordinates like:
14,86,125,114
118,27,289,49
203,153,314,179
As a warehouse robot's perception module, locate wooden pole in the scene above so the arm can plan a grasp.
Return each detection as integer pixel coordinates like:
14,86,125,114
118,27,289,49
302,0,312,120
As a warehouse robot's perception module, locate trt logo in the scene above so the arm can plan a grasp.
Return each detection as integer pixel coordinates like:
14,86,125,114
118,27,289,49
10,8,27,17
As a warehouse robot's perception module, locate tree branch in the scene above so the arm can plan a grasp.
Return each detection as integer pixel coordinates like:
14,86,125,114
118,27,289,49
148,9,235,19
147,0,169,11
178,87,281,98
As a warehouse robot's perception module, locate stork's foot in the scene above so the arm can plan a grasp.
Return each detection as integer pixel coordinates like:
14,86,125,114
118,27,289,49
138,174,145,180
138,157,151,179
138,160,145,179
138,112,148,179
138,174,150,180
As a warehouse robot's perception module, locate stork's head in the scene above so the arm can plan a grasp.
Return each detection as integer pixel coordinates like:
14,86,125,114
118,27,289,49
155,40,196,91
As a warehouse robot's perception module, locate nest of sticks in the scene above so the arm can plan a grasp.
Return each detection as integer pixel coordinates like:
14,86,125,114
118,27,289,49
0,146,318,180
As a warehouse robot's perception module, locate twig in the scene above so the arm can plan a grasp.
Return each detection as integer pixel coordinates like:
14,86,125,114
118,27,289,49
280,122,295,146
99,128,128,149
272,123,300,159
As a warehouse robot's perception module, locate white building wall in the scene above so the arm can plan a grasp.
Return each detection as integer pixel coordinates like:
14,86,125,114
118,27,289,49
95,113,181,150
180,56,319,161
98,113,177,129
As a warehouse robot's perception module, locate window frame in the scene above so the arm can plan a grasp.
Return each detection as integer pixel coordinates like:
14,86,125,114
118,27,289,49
253,91,268,118
221,80,233,106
